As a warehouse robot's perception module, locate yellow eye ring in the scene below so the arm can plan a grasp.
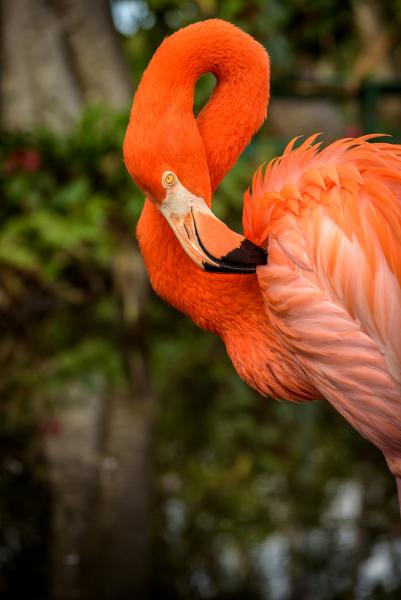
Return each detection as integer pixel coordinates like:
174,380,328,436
163,172,176,187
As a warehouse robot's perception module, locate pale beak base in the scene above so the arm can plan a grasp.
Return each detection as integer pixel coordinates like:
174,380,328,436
159,175,267,274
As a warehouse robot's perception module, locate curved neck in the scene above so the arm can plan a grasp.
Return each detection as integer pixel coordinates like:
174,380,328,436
135,20,270,334
133,19,269,192
138,200,267,334
194,23,269,190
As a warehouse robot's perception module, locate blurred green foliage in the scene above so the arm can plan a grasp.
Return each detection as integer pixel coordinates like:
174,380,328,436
1,110,132,424
121,0,401,82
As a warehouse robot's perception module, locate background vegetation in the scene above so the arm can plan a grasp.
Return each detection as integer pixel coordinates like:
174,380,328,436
1,1,401,599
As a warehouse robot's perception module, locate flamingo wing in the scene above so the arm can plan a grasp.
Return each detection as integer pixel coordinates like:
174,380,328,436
244,136,401,464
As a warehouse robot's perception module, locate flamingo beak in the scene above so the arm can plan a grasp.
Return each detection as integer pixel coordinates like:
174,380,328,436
159,176,267,274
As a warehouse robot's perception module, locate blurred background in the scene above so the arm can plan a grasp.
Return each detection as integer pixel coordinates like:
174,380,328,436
1,1,401,598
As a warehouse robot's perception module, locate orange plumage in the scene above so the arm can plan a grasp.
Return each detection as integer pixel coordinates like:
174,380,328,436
124,20,401,510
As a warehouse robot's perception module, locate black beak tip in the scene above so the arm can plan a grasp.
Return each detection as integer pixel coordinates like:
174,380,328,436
221,238,268,267
203,238,268,274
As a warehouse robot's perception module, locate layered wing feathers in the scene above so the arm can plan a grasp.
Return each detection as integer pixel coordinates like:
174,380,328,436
243,136,401,385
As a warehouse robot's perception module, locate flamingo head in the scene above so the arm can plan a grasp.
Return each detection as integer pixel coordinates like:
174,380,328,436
123,89,267,275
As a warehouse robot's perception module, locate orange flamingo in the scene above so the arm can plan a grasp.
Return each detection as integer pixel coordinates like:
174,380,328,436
124,19,401,510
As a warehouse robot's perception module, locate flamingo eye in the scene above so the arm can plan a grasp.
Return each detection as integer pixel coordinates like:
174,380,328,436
163,171,176,187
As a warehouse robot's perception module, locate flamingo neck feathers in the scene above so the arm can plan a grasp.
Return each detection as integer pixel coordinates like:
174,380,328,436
135,20,270,193
136,21,279,366
135,21,318,400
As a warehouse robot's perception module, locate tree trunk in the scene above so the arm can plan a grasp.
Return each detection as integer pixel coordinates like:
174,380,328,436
0,0,132,131
53,0,133,108
44,244,153,600
1,0,82,131
44,382,108,600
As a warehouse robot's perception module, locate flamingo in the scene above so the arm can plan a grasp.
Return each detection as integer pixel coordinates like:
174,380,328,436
123,19,401,511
